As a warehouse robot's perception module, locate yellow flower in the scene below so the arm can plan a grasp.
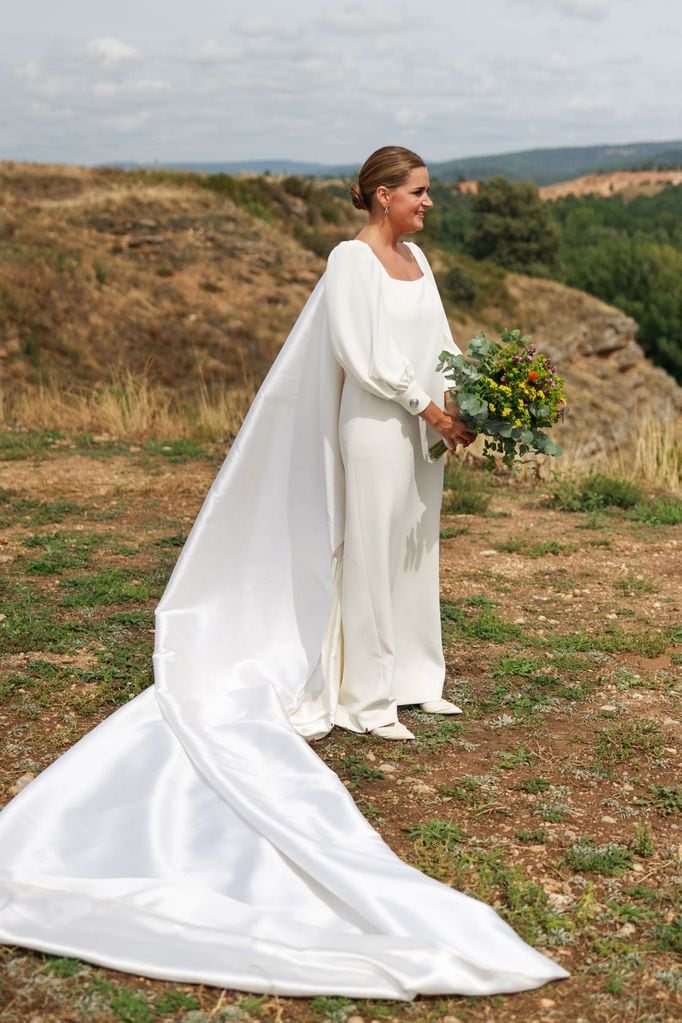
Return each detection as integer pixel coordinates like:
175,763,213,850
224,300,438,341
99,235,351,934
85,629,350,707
502,407,511,417
513,418,521,428
488,403,496,412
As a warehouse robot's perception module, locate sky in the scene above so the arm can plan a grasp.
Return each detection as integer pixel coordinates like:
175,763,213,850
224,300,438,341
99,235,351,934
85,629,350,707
2,0,681,167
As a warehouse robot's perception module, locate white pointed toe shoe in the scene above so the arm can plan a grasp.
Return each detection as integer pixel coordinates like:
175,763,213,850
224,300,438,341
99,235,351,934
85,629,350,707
369,722,415,740
419,699,463,715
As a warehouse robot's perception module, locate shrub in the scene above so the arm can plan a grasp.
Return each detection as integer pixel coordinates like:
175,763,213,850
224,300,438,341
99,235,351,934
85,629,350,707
549,471,644,512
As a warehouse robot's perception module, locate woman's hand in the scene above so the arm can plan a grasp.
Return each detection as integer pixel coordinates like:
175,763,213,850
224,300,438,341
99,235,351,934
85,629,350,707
420,401,476,450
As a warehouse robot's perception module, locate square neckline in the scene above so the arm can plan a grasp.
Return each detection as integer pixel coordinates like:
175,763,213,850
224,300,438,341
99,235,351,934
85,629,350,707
349,238,425,283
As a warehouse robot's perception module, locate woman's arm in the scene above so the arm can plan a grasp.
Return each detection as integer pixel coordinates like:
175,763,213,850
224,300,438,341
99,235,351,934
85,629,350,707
324,241,431,415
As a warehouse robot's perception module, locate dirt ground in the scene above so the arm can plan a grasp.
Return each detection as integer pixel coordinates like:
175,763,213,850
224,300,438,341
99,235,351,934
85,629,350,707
0,433,680,1023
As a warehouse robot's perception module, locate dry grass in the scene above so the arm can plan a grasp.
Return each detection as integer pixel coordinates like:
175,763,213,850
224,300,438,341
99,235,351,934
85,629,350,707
0,368,254,442
557,408,681,493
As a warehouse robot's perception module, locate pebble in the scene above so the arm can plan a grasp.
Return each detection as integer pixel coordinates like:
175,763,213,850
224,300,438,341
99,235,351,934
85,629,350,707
631,863,644,873
513,617,527,625
622,783,634,792
606,613,618,620
348,1016,365,1023
378,763,397,773
618,923,637,937
601,815,617,824
8,772,35,797
480,549,497,557
600,704,617,713
540,998,556,1008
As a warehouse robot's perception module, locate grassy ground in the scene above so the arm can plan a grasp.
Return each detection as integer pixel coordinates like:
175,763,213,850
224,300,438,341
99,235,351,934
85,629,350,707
0,430,680,1023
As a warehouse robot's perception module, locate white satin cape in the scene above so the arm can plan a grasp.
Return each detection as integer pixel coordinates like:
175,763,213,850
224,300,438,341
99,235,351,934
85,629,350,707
0,245,569,999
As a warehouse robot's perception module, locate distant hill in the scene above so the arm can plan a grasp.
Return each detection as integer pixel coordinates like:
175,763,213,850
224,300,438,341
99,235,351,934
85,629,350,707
104,139,682,187
539,169,682,201
430,140,682,186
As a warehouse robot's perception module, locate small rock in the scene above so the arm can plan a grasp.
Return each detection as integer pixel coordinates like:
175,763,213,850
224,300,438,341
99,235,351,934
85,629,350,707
600,704,617,713
601,815,617,824
347,1016,365,1023
513,616,526,625
563,829,578,843
622,783,634,792
441,1017,465,1023
480,549,497,557
378,763,397,773
618,923,637,937
8,772,35,797
606,613,618,620
365,751,376,762
540,998,556,1008
631,863,644,872
538,614,547,621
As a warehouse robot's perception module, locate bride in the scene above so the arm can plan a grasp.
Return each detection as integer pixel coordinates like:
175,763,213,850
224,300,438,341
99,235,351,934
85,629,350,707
0,146,569,999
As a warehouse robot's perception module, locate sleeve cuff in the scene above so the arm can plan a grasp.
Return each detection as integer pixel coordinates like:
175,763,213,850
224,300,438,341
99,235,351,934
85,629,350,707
394,380,432,415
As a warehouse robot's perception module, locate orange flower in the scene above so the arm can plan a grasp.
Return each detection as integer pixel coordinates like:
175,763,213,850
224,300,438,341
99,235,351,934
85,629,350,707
528,370,539,380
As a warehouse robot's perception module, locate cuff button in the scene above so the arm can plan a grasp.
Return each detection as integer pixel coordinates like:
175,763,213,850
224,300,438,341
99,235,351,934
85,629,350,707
409,398,419,409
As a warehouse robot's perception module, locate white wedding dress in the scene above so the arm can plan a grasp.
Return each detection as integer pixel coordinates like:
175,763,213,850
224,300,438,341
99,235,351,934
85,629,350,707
0,240,568,999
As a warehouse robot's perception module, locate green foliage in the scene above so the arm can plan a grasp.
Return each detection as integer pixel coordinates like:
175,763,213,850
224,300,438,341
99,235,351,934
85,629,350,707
442,264,477,305
651,915,682,954
152,991,200,1013
515,776,551,794
496,744,538,770
562,838,634,876
516,828,549,844
549,471,644,512
646,783,682,816
440,599,524,644
405,819,466,850
442,458,491,514
41,955,84,976
594,719,664,766
551,186,682,380
466,176,561,275
109,988,152,1023
340,756,384,784
630,824,654,858
627,496,682,526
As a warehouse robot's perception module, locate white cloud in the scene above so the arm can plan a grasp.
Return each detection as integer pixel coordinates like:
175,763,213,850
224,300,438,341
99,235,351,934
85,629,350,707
86,37,141,67
566,93,613,113
557,0,610,19
21,59,73,99
105,110,151,133
94,78,171,97
513,0,611,19
320,4,409,34
29,102,77,122
192,39,239,64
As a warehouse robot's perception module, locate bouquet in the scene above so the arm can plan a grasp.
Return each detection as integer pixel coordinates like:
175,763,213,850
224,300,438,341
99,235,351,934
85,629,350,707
429,328,567,470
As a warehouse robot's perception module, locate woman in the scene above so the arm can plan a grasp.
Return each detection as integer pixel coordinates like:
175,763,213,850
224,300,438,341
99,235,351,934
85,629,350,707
324,146,475,739
0,148,568,999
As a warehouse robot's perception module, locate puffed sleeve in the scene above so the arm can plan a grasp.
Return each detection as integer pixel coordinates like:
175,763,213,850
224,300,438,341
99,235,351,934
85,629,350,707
324,241,432,415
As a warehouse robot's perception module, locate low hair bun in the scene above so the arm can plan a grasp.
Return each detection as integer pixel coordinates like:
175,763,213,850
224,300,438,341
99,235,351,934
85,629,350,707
350,146,426,215
350,181,367,211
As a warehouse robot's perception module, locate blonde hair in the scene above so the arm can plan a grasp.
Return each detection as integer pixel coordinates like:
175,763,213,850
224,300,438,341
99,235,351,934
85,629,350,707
350,146,426,212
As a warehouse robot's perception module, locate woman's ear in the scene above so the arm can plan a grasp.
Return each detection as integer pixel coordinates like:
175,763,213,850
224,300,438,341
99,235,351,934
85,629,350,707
375,184,391,209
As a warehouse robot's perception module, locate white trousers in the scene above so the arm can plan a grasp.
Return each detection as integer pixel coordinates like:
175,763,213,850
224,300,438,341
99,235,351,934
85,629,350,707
334,378,446,732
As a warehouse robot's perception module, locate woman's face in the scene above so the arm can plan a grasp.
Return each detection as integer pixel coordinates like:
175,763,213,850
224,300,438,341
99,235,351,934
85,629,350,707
383,166,434,233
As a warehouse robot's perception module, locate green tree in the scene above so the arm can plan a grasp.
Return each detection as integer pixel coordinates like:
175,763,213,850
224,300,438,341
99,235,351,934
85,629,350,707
466,176,560,275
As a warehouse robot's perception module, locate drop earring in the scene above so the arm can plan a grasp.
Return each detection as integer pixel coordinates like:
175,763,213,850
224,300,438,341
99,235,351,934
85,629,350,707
384,205,389,216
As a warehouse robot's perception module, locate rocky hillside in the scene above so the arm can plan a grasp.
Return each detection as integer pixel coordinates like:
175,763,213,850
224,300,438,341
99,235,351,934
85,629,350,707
0,162,679,455
539,169,682,202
